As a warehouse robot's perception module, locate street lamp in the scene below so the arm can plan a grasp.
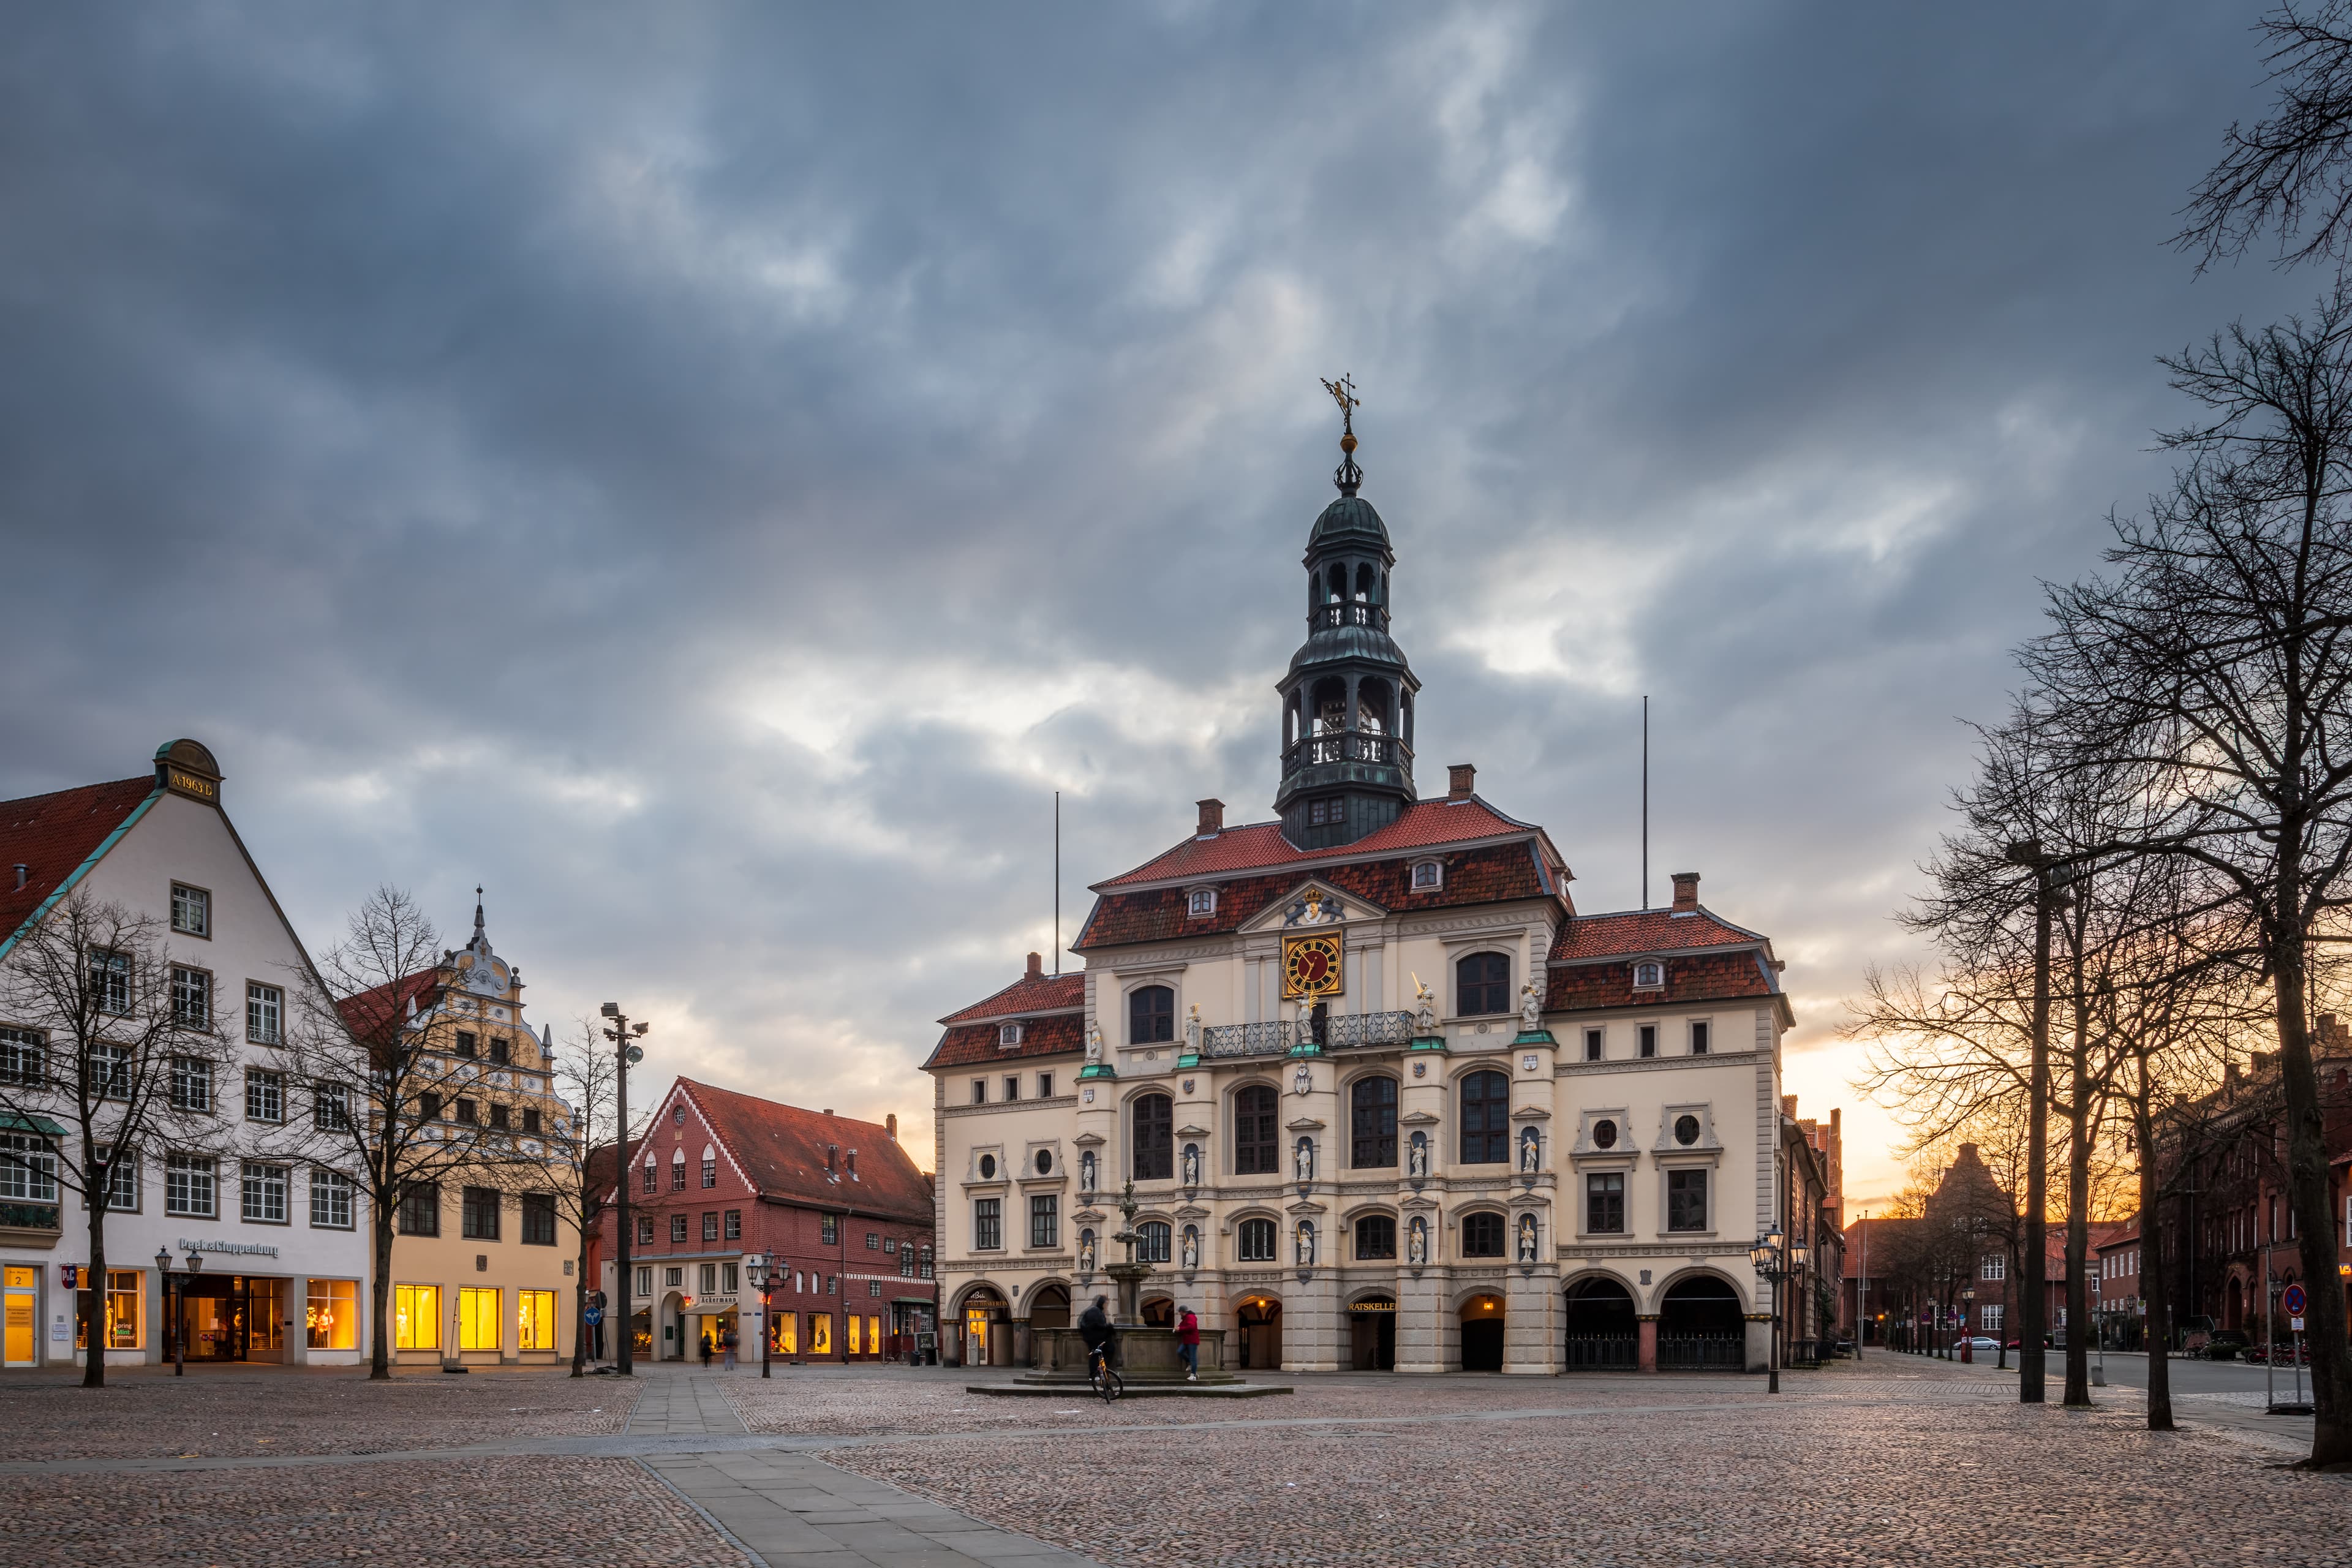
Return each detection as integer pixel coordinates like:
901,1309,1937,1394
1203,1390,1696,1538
601,1002,650,1376
156,1249,202,1376
1749,1229,1797,1394
1961,1286,1977,1362
760,1250,777,1380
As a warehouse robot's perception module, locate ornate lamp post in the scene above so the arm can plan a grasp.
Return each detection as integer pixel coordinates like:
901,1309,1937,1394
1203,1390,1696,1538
601,1003,649,1376
760,1249,777,1380
1749,1229,1806,1393
1961,1285,1978,1361
156,1248,202,1375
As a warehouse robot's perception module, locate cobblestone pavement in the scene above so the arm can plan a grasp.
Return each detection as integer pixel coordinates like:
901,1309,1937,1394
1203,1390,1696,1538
0,1364,637,1461
2,1455,741,1567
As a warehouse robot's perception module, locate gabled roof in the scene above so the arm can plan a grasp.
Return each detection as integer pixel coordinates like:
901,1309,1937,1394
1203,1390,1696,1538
925,1009,1085,1072
939,970,1084,1026
677,1078,933,1223
1545,948,1777,1013
1550,906,1770,961
0,777,160,954
335,970,446,1042
1095,796,1549,889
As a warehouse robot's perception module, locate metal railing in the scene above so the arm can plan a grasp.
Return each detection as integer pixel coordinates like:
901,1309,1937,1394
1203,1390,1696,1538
1563,1333,1638,1370
1199,1011,1419,1058
1313,601,1390,632
1656,1332,1745,1371
1281,731,1412,775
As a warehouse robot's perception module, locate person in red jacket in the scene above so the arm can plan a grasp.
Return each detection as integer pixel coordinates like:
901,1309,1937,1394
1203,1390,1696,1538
1177,1306,1201,1382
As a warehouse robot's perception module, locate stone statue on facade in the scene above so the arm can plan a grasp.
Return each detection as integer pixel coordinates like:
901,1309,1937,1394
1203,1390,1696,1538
1517,1212,1538,1263
1519,1125,1540,1174
1294,1136,1314,1183
1413,974,1436,1036
1078,1229,1096,1272
1520,978,1544,1034
1407,1216,1427,1267
1080,1149,1096,1196
1181,1226,1199,1270
1295,1221,1316,1267
1182,1142,1200,1188
1408,1130,1429,1181
1085,1023,1103,1065
1185,1003,1202,1055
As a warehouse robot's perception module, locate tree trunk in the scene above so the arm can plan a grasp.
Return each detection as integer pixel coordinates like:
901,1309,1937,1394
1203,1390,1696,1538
570,1235,589,1378
2136,1062,2173,1431
2271,943,2352,1466
369,1196,396,1381
81,1205,106,1389
2065,1012,2093,1406
2021,886,2053,1403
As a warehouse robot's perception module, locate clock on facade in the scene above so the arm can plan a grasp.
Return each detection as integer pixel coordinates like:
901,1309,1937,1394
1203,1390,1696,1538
1281,933,1344,998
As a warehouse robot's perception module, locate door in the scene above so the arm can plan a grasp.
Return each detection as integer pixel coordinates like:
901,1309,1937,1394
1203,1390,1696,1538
3,1266,36,1365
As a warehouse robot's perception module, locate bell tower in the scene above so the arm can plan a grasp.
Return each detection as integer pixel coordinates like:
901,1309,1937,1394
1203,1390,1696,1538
1275,377,1420,848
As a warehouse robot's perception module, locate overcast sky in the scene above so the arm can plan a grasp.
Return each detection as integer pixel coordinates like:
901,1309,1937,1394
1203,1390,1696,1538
0,2,2315,1202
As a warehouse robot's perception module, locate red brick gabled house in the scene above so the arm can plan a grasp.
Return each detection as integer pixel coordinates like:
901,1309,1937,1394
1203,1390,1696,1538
595,1077,937,1362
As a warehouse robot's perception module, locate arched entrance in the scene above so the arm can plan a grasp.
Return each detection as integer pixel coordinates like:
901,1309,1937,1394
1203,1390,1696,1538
1564,1275,1638,1370
1028,1283,1071,1329
2225,1274,2245,1331
661,1291,688,1360
1657,1274,1743,1370
1236,1295,1283,1370
958,1286,1010,1367
1349,1293,1396,1370
1458,1292,1506,1372
1142,1296,1175,1328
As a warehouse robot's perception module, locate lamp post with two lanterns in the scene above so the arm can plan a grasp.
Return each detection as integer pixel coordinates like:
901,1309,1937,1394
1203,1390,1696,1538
602,1002,650,1377
154,1248,202,1376
1747,1228,1808,1395
760,1249,777,1379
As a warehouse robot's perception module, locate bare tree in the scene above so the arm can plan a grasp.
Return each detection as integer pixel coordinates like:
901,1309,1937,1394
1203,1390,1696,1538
0,891,237,1387
2181,2,2352,272
2026,287,2352,1464
546,1020,633,1378
267,886,545,1381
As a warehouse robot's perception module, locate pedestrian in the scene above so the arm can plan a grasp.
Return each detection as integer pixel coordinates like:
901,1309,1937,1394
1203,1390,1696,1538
700,1330,715,1368
722,1325,738,1370
1177,1305,1200,1382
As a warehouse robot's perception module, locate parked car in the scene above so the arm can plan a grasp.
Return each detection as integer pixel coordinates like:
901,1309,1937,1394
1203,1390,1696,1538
1959,1336,2002,1358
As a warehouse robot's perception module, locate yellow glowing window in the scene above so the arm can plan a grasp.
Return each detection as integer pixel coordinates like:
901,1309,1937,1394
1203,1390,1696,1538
809,1313,831,1354
847,1313,862,1354
458,1287,500,1352
775,1312,796,1354
106,1270,143,1349
867,1315,881,1354
306,1279,357,1350
395,1284,440,1350
517,1289,556,1351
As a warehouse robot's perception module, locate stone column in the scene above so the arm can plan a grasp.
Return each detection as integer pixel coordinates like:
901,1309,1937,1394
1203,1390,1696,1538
1637,1314,1658,1373
1504,1268,1559,1374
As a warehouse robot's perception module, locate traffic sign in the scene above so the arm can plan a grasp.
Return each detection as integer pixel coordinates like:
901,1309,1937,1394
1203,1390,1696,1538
583,1306,604,1327
2282,1283,2308,1316
2291,1317,2305,1332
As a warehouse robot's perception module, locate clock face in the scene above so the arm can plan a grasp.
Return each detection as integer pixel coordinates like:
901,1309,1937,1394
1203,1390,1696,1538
1282,933,1343,998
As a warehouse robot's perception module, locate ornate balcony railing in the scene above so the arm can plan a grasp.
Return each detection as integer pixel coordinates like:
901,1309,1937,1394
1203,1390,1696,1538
1563,1333,1638,1371
1313,600,1390,633
1281,731,1412,776
1198,1011,1419,1058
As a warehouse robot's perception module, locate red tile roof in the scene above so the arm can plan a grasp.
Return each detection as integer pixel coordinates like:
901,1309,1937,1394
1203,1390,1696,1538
0,776,158,949
1077,840,1555,951
1546,948,1777,1012
924,1009,1085,1071
1095,796,1547,888
681,1078,935,1223
1549,907,1766,959
334,970,446,1045
939,971,1084,1026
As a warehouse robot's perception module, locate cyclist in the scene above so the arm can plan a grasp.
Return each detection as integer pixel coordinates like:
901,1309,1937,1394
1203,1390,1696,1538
1078,1294,1116,1384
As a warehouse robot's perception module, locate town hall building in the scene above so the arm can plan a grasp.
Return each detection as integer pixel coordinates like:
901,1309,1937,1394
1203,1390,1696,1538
923,406,1796,1374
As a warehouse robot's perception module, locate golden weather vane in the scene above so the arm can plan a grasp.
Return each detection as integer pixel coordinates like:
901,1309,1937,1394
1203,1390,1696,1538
1321,374,1363,494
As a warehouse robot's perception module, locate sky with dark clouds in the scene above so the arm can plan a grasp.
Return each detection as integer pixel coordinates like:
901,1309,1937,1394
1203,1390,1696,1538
0,2,2316,1200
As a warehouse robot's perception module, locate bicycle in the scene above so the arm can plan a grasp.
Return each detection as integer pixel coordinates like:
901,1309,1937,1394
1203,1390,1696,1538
1085,1343,1123,1403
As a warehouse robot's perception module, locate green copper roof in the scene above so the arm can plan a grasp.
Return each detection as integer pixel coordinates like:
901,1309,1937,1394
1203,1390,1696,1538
1308,495,1391,549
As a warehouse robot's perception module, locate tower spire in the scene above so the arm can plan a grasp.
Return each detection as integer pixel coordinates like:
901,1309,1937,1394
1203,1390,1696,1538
1321,373,1362,497
472,885,486,948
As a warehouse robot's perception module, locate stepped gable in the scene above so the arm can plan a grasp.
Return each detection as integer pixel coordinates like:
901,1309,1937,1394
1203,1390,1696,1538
681,1077,933,1222
0,775,157,947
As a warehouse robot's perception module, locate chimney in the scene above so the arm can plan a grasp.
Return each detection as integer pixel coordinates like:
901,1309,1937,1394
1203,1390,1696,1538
886,1113,898,1140
10,864,23,891
1670,871,1700,913
1447,763,1476,801
1025,951,1042,980
1196,798,1224,837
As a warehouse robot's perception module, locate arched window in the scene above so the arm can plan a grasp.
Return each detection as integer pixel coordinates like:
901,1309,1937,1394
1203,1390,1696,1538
1355,562,1377,601
1457,952,1510,1016
1461,1211,1506,1257
1132,1093,1172,1181
1234,1085,1280,1175
1238,1216,1277,1262
1460,1070,1510,1164
1326,564,1346,602
1137,1221,1172,1264
1350,1077,1398,1168
1355,1213,1396,1259
1129,986,1174,1044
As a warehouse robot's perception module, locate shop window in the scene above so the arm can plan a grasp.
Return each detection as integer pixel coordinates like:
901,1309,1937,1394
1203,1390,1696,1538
462,1185,501,1240
867,1314,881,1352
518,1290,556,1351
810,1314,832,1355
777,1313,798,1354
306,1279,356,1350
848,1314,864,1354
311,1170,355,1229
522,1192,557,1246
74,1268,144,1350
458,1286,501,1352
395,1284,441,1350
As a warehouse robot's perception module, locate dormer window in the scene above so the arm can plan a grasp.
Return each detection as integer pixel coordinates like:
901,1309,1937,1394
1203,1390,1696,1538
1632,960,1664,990
998,1021,1023,1049
1411,859,1442,892
1187,888,1216,918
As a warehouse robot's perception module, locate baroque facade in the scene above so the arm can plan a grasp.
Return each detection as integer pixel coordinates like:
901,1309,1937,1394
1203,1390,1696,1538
923,432,1795,1375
